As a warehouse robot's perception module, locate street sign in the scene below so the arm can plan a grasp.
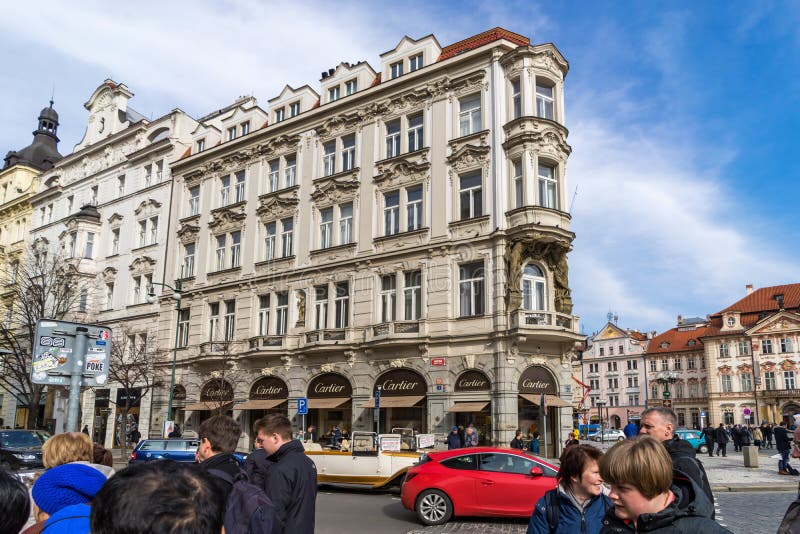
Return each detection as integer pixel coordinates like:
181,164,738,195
743,408,751,416
662,391,671,398
31,319,111,387
374,387,381,409
430,357,446,367
297,397,308,415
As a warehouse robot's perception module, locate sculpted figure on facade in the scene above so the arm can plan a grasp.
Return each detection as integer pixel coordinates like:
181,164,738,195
296,289,306,326
506,238,572,314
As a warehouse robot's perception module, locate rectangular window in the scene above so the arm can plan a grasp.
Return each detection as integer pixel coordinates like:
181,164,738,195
289,102,300,117
209,303,220,341
628,394,640,406
132,276,142,304
536,83,554,120
328,86,340,102
315,285,328,330
224,300,236,341
719,343,729,358
268,160,279,192
741,373,753,392
384,191,400,236
227,126,237,141
764,371,776,390
404,270,422,320
674,357,682,370
627,375,639,388
459,262,485,317
459,171,482,219
513,159,524,208
117,176,125,197
138,221,147,248
407,113,423,152
258,295,270,336
240,121,250,135
323,141,336,176
345,79,357,95
79,289,88,312
276,292,289,335
215,235,226,271
339,203,353,244
319,208,333,248
721,375,732,392
538,163,557,209
390,61,403,79
149,216,158,245
230,231,241,268
661,359,668,371
110,228,119,255
687,356,696,369
182,243,195,278
341,134,355,171
84,232,94,259
619,345,624,354
281,218,293,257
700,356,706,369
409,53,423,72
285,155,296,187
274,108,285,123
264,222,276,260
381,275,396,322
511,79,521,119
196,138,205,152
188,186,200,216
650,359,657,372
335,282,349,328
738,341,750,355
785,371,796,390
220,175,230,206
609,346,614,355
599,347,605,356
386,120,401,158
652,385,659,399
105,283,114,309
459,94,481,136
689,383,698,398
781,338,792,353
762,340,773,354
234,171,245,203
177,309,190,347
406,186,423,231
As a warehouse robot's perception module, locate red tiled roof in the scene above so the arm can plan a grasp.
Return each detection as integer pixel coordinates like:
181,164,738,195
370,73,382,88
629,331,648,341
437,27,529,62
311,98,320,109
647,325,708,354
178,147,192,160
713,284,800,316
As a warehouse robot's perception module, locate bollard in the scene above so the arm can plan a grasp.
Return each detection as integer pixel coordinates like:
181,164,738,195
742,445,759,468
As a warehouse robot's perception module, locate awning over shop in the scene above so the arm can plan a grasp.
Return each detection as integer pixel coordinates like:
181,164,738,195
307,397,350,409
361,395,425,408
447,401,490,413
184,401,234,411
234,399,286,410
519,394,571,408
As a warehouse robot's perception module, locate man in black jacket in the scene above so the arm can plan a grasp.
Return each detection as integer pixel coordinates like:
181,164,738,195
702,424,715,458
196,415,244,501
256,414,317,534
775,420,793,475
715,423,729,457
639,407,714,517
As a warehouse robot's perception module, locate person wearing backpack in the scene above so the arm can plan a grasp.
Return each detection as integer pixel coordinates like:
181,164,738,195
256,414,317,534
526,444,611,534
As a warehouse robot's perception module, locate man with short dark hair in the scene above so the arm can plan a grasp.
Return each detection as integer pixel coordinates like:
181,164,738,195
255,414,317,534
639,407,714,515
196,415,243,500
775,420,793,475
91,460,225,534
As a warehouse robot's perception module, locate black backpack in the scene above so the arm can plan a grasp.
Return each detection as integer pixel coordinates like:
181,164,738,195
544,489,608,534
209,468,275,534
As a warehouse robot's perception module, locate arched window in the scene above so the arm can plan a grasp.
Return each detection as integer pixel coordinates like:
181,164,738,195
522,264,546,311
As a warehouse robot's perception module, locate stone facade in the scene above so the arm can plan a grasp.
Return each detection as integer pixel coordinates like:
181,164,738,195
153,28,582,456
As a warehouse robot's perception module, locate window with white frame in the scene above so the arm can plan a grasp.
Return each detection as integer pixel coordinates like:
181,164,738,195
105,282,114,309
227,126,237,141
458,94,481,136
538,163,557,209
84,232,94,259
409,53,423,72
386,120,401,158
285,156,296,187
149,217,158,245
323,141,336,176
189,186,200,216
264,222,276,260
230,231,241,268
408,113,424,152
628,394,640,406
674,357,682,370
328,86,340,102
522,264,546,311
182,243,195,277
258,295,270,336
513,159,524,208
315,285,328,330
536,82,555,120
220,175,231,206
111,229,120,255
79,289,88,312
335,282,349,328
274,108,285,123
764,371,776,390
390,61,403,79
781,338,792,353
215,235,226,271
689,382,698,397
762,339,773,354
651,385,658,399
381,275,396,322
156,160,164,182
719,343,729,358
737,341,750,355
459,171,482,220
240,122,250,136
406,186,423,231
68,231,77,257
511,79,521,119
650,359,657,372
721,374,732,392
404,270,422,320
289,102,300,117
785,370,796,389
341,134,355,171
268,160,280,192
339,203,353,244
459,262,485,317
319,208,333,248
234,171,246,203
209,303,220,340
138,221,147,248
281,217,293,256
223,300,236,340
177,309,190,347
384,191,400,236
345,79,357,95
741,373,753,391
117,175,126,197
276,292,289,334
132,275,142,304
627,375,639,388
9,261,19,284
196,138,206,152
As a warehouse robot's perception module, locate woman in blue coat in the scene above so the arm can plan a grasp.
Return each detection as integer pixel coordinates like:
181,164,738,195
527,445,611,534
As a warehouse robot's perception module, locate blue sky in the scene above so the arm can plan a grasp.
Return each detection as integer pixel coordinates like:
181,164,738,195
1,1,798,336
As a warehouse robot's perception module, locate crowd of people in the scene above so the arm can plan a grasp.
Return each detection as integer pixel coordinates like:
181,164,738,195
445,423,482,449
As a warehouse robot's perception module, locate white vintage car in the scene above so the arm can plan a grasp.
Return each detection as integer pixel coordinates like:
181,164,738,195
305,431,436,488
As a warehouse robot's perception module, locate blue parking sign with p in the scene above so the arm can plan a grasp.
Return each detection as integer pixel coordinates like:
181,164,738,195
297,397,308,415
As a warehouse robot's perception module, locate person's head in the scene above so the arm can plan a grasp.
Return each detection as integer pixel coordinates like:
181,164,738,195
93,443,113,467
196,415,241,461
253,414,293,456
307,425,314,431
781,420,789,427
42,432,93,468
466,427,474,434
451,426,458,434
639,407,677,440
91,460,225,534
557,444,604,500
0,469,31,534
32,463,107,522
515,430,522,438
599,435,673,523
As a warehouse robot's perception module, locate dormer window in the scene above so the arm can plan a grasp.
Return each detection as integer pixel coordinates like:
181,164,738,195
275,108,285,123
289,102,300,117
328,86,340,102
345,79,357,96
227,126,237,141
687,339,696,347
240,121,250,135
726,317,735,327
410,53,423,72
660,342,669,349
196,138,206,152
390,61,404,79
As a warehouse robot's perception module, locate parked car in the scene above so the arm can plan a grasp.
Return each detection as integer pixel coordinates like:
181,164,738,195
129,438,247,465
0,429,51,470
401,447,559,525
588,429,626,442
674,428,708,454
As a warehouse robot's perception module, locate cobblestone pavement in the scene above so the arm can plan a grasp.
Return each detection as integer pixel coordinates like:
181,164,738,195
715,491,796,533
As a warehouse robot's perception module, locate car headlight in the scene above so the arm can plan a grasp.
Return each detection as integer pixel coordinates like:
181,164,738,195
13,453,36,461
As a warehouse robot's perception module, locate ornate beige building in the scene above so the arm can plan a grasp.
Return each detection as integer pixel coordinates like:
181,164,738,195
154,27,582,454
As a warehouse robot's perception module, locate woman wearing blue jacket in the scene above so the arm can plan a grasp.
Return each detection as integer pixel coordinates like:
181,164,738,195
527,445,611,534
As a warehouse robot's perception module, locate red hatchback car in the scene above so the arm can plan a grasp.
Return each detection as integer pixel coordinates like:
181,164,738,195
401,447,559,525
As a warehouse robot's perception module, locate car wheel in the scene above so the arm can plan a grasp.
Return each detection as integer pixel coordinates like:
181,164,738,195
617,437,624,442
416,489,453,526
698,444,708,454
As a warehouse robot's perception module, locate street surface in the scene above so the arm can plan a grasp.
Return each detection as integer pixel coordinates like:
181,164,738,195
315,486,796,534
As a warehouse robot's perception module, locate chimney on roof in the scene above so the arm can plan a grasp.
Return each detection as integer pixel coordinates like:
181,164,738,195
328,68,335,76
746,284,754,295
677,315,683,325
321,71,328,79
647,331,654,340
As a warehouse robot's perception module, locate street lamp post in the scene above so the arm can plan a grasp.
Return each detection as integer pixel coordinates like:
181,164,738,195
147,280,182,424
596,399,607,445
656,371,678,410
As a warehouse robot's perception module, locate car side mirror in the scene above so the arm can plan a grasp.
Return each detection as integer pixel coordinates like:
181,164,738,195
530,466,543,477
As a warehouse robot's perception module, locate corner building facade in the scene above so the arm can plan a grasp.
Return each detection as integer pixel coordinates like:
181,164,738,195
156,28,582,456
